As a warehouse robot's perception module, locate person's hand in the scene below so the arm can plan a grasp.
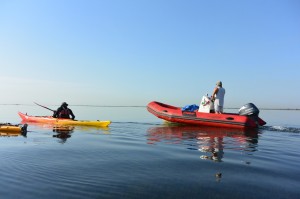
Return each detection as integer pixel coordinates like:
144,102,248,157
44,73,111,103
52,111,57,117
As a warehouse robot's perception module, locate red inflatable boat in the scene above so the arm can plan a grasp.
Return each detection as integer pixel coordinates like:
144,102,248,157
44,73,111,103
147,101,266,129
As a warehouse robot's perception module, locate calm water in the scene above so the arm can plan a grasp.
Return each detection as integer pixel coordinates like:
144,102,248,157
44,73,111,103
0,105,300,199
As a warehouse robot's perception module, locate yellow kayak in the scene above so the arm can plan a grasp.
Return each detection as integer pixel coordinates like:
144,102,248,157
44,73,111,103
0,123,28,137
0,123,27,132
18,112,111,127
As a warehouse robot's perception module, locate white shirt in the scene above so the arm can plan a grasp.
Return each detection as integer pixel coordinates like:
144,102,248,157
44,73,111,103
215,86,225,107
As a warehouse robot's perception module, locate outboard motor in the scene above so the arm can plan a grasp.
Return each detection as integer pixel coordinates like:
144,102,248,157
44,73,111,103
239,103,266,127
239,103,260,116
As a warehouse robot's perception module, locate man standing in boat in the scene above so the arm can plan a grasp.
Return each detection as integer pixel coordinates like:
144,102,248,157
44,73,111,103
211,81,225,114
53,102,75,120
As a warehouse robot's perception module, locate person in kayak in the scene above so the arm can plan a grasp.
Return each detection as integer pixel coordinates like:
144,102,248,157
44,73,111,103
53,102,75,120
211,81,225,114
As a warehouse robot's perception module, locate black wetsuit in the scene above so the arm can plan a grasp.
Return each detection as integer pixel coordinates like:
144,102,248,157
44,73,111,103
53,106,75,120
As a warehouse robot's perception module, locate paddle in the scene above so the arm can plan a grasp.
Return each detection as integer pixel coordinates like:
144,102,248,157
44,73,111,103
34,102,76,120
34,102,56,112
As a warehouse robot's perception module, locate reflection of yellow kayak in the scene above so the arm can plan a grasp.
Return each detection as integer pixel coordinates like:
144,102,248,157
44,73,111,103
0,132,20,136
53,126,74,132
18,112,111,127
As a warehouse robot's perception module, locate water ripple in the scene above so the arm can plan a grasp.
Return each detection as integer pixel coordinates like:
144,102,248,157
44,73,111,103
261,125,300,133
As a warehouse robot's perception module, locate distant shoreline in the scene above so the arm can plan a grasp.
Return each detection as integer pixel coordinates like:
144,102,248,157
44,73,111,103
225,108,300,111
0,104,299,111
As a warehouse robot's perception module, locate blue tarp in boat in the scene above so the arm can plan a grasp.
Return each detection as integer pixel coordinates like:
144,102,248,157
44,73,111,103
181,104,199,112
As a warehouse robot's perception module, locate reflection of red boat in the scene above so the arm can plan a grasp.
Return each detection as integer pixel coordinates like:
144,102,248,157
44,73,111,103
147,101,266,129
147,125,258,152
147,124,259,140
147,125,259,162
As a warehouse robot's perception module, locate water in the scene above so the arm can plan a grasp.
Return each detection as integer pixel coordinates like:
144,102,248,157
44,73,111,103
0,105,300,199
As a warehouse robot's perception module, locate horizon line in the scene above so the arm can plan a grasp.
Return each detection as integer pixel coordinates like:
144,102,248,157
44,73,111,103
0,104,299,111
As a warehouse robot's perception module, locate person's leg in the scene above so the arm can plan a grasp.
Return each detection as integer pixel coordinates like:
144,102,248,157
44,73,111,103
219,106,223,114
214,105,220,114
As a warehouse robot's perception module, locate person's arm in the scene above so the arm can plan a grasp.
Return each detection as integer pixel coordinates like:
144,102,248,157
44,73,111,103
70,109,75,120
52,111,57,118
211,87,219,101
53,107,61,118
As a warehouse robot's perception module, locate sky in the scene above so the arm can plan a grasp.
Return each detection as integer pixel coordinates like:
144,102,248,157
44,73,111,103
0,0,299,109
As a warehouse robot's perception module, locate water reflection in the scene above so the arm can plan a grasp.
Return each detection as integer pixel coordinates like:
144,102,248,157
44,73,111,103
0,130,27,137
147,124,259,162
20,121,111,143
199,136,224,162
52,126,74,144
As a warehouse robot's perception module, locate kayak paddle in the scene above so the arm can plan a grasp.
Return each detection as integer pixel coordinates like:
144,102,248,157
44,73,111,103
34,102,55,112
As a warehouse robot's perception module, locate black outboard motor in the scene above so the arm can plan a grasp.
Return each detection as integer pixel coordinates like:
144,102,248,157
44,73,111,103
239,103,266,127
239,103,260,116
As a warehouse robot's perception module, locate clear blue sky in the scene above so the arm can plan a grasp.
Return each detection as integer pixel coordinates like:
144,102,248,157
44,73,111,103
0,0,299,108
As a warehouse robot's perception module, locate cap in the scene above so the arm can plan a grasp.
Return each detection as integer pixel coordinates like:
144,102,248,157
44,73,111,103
62,102,68,106
216,81,222,86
